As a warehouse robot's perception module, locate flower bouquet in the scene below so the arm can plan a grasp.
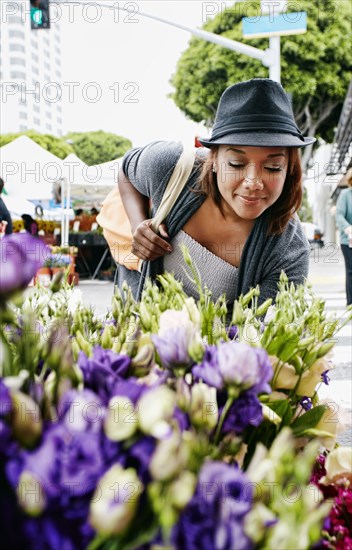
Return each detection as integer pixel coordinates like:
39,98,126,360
0,234,351,550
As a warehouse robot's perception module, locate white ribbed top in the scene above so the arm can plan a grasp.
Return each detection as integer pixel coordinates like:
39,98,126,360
164,230,238,303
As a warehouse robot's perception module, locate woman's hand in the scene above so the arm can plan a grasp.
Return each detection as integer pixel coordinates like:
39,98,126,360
131,220,173,261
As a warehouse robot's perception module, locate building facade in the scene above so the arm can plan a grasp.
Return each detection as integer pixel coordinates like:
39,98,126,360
0,0,63,136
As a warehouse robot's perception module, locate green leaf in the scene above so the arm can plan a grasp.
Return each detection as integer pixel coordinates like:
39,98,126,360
266,400,293,426
291,405,327,436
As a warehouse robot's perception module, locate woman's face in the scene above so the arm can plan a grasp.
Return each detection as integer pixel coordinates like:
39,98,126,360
214,145,288,221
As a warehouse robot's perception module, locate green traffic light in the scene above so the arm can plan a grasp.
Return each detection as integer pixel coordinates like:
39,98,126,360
30,7,43,25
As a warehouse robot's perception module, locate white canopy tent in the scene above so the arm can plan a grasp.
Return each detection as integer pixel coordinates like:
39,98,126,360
63,154,118,206
1,136,120,242
0,136,64,200
60,154,118,243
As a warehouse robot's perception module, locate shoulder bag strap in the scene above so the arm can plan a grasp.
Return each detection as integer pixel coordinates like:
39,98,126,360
150,144,196,233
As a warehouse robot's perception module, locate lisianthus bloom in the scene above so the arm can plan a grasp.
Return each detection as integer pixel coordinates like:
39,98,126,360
314,399,349,450
320,447,352,485
189,382,218,431
172,461,253,550
104,395,138,442
221,391,263,434
7,421,107,514
152,308,203,371
149,430,190,481
297,357,333,397
138,386,176,438
58,389,104,433
0,233,49,297
193,342,272,395
78,346,131,403
89,465,143,536
270,356,299,390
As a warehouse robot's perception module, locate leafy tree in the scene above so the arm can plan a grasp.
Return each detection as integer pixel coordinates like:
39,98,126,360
0,130,74,159
171,0,352,171
63,130,132,166
298,186,313,222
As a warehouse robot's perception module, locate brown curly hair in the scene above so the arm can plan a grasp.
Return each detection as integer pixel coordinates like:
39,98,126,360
196,147,302,235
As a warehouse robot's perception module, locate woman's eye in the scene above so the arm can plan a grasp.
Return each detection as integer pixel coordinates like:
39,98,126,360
228,162,244,169
265,166,283,172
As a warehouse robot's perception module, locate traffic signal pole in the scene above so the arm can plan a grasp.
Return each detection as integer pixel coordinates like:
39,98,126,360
56,0,280,81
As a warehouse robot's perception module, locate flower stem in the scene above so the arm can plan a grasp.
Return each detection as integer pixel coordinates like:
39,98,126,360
214,396,234,445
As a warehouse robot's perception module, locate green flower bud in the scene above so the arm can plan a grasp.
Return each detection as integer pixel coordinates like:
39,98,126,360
101,325,113,349
17,471,46,516
232,301,245,325
11,391,42,447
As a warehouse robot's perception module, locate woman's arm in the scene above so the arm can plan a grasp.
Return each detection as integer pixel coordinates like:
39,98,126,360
118,167,172,261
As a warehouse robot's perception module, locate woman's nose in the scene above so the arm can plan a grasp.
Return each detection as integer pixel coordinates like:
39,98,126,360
244,166,264,189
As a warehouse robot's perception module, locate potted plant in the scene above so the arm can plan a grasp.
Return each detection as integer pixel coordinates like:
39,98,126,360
50,253,71,276
34,256,52,287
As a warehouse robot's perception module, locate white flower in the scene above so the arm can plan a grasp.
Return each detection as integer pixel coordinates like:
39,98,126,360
182,297,200,327
67,289,83,315
149,431,190,481
313,399,349,450
297,357,333,397
90,465,143,536
158,308,194,336
169,471,197,509
104,396,138,441
189,382,218,430
138,386,175,438
320,447,352,484
2,369,29,391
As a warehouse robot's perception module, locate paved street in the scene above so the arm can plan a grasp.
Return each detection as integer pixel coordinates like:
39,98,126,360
76,244,351,445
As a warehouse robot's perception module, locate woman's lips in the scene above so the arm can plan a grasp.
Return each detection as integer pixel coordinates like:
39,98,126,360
237,195,265,205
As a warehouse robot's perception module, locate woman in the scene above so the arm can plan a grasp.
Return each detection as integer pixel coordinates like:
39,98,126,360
118,79,315,307
335,168,352,305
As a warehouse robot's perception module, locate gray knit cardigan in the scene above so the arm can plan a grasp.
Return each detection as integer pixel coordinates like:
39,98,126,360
119,140,310,305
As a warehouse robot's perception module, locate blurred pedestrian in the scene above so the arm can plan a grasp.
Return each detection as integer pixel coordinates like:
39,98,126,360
335,168,352,305
21,214,39,236
0,177,13,235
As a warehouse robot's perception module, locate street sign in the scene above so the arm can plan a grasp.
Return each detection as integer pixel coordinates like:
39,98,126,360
242,12,307,39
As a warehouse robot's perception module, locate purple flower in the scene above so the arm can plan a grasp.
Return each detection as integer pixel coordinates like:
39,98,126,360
193,342,272,395
110,378,147,404
321,370,330,385
227,325,238,340
152,327,194,370
21,515,94,550
58,389,105,433
78,346,131,403
0,233,49,296
222,391,263,434
300,396,313,411
192,346,224,390
0,378,12,418
172,461,253,550
119,436,156,485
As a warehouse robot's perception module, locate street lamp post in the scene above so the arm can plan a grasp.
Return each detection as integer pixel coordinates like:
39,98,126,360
58,0,280,81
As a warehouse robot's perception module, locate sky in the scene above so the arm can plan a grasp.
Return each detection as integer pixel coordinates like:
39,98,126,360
60,1,236,148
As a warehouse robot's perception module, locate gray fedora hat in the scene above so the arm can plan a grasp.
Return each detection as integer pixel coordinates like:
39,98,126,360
198,78,315,149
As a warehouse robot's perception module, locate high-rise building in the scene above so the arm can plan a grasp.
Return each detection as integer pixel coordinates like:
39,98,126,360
0,0,63,136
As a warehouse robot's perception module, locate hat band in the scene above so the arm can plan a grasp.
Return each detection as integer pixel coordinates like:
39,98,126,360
210,126,305,142
211,114,303,139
